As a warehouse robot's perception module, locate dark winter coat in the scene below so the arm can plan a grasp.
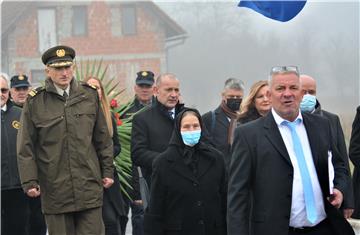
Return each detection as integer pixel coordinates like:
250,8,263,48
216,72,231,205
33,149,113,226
349,106,360,218
1,101,23,190
131,99,184,185
144,108,227,235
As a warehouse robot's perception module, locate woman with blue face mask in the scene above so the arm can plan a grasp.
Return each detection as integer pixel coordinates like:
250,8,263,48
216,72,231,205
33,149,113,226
144,108,227,235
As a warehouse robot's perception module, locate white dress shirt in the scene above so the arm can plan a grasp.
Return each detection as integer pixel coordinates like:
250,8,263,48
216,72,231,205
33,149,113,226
272,109,326,227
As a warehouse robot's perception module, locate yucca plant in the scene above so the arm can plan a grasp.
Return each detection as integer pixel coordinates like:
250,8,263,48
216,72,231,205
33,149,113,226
75,59,133,199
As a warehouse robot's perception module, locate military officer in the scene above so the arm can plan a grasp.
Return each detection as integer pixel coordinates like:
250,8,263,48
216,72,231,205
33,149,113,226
17,45,114,235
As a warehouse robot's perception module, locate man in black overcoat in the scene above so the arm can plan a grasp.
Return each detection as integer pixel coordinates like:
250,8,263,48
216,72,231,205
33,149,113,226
349,106,360,219
228,66,354,235
131,73,183,186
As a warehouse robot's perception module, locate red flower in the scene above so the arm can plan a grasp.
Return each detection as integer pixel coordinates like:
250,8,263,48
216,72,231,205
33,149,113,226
110,99,118,109
117,118,123,126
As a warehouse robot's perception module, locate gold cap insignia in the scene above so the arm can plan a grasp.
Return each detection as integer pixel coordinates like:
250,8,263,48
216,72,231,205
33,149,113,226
12,120,21,129
141,71,148,77
18,75,24,80
56,49,66,57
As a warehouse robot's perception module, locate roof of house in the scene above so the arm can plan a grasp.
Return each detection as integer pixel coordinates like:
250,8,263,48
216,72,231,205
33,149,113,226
1,1,186,40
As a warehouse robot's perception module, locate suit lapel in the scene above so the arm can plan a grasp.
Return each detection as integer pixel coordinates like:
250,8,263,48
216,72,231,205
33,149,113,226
263,113,292,166
302,114,320,167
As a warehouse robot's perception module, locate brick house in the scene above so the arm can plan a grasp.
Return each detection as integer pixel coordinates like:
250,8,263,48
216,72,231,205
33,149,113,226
1,1,186,98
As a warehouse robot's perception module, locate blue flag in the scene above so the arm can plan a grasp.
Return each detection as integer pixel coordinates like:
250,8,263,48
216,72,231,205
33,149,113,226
238,1,307,22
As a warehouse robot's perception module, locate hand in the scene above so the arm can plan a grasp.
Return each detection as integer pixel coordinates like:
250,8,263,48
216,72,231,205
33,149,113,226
27,187,40,197
343,208,354,219
133,200,143,206
102,177,114,188
327,188,343,209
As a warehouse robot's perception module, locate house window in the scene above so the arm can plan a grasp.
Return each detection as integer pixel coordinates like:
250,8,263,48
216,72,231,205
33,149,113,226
121,5,137,35
73,6,87,36
37,8,57,53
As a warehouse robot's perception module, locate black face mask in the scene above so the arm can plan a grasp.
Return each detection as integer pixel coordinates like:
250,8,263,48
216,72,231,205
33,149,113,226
226,98,242,112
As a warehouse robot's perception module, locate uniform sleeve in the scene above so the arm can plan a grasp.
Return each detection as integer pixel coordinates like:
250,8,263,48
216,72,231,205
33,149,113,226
17,100,39,192
350,107,360,168
144,157,165,235
227,128,252,235
131,113,161,171
93,96,114,179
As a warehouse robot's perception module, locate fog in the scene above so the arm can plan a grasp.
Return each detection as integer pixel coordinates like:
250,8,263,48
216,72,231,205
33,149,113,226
157,1,359,136
1,0,359,138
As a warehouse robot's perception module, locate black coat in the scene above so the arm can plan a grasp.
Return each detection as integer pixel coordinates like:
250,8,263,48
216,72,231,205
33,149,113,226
314,101,354,210
227,112,352,235
349,106,360,219
103,115,126,217
1,101,23,190
131,100,183,185
120,97,153,200
202,106,232,169
144,108,227,235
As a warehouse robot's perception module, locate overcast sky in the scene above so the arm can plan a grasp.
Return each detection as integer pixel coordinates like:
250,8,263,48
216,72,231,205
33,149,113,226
155,1,359,132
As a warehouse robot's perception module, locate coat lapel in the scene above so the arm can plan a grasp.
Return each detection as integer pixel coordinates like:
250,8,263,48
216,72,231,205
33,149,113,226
263,113,292,166
215,107,230,129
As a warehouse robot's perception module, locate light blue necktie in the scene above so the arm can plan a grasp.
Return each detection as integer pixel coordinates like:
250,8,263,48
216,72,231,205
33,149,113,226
282,119,317,224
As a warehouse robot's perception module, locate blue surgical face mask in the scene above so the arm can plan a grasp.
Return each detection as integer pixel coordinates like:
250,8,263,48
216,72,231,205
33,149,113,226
300,94,316,112
181,130,201,147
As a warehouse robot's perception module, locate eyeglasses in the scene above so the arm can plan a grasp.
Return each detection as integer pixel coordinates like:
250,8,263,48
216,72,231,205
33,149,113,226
270,66,299,76
0,88,9,93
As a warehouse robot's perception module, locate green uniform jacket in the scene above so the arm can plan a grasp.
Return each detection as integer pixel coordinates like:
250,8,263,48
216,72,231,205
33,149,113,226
17,78,114,214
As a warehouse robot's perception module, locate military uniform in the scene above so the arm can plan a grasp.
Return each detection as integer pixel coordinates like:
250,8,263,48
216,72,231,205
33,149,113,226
17,45,113,235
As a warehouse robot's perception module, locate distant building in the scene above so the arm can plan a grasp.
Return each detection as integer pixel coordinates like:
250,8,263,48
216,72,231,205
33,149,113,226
1,1,186,95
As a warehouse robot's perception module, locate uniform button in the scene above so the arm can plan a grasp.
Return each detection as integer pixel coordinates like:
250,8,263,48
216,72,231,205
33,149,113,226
193,182,198,187
197,201,202,206
198,220,204,225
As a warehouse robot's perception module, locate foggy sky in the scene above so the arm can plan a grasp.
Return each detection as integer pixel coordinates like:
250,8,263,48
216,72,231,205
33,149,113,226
157,1,359,134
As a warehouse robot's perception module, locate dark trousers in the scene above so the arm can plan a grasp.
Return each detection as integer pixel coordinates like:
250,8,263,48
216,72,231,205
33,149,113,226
1,188,30,235
120,197,144,235
103,191,122,235
28,197,46,235
288,218,335,235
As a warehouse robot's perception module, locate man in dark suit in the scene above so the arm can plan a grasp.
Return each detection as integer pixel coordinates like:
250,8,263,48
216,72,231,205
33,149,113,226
131,73,183,186
349,106,360,219
202,78,244,170
228,66,353,235
299,74,354,218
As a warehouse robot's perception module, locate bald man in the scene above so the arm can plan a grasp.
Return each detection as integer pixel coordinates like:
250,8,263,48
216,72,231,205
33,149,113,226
300,74,354,218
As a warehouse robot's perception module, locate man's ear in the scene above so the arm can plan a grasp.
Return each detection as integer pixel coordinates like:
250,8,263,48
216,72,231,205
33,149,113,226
153,86,159,96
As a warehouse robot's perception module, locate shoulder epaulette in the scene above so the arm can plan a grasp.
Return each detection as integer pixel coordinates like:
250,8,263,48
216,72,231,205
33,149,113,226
80,81,97,90
28,86,45,98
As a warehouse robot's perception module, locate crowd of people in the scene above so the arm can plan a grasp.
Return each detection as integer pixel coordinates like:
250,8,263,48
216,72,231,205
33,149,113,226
1,44,359,235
